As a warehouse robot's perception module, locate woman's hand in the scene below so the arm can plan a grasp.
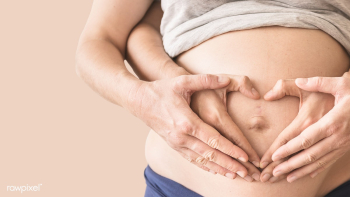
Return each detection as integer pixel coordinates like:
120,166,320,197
258,79,335,183
190,75,261,181
126,73,259,180
268,73,350,183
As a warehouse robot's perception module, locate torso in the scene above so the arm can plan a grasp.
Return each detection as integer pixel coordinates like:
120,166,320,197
145,26,350,197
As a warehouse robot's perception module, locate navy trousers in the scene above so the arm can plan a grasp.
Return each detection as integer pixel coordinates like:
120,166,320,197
144,165,350,197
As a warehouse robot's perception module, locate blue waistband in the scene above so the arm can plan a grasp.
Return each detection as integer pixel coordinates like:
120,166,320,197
324,178,350,197
144,165,203,197
144,164,350,197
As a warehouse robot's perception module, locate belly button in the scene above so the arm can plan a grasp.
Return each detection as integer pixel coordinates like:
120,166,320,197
248,116,269,131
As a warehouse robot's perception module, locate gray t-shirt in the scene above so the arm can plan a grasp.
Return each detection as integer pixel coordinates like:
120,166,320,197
155,0,350,58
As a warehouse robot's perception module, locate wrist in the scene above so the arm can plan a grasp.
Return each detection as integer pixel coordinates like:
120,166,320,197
161,59,191,79
116,71,145,110
167,66,191,78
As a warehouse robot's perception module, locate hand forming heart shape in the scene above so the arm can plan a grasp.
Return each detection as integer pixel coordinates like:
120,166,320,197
258,79,334,183
190,76,336,183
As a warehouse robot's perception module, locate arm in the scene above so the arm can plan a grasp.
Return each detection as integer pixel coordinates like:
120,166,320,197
76,0,253,180
126,1,189,81
75,0,155,107
125,2,262,182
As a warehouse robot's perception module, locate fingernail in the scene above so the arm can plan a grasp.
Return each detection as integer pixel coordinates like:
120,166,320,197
274,170,283,177
310,172,318,178
253,161,260,168
264,90,272,98
260,161,269,169
244,175,253,182
252,88,258,95
269,176,279,183
252,173,260,181
237,171,245,178
225,173,234,179
273,154,281,161
218,76,229,83
296,78,308,85
238,157,247,162
209,170,216,175
288,175,297,183
262,174,271,182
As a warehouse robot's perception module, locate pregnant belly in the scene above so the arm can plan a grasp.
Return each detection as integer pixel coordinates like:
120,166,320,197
145,26,350,197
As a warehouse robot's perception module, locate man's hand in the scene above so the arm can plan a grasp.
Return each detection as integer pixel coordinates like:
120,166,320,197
259,79,335,183
190,75,261,182
126,73,259,181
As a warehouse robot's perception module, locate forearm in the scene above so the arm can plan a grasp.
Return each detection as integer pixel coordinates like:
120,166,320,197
126,24,189,80
125,2,190,81
75,0,154,109
76,38,143,108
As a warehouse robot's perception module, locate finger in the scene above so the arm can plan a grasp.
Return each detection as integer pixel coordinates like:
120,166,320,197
189,118,250,163
272,135,336,177
264,79,301,101
180,147,238,179
342,71,350,79
260,115,305,168
194,111,261,181
272,119,331,162
286,149,343,183
224,75,260,99
309,157,338,179
179,150,211,172
185,135,249,178
238,160,261,182
214,112,261,167
174,74,231,93
176,107,249,163
295,77,343,95
260,158,287,183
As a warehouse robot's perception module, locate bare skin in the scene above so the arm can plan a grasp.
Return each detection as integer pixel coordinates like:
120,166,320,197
260,73,350,183
75,0,259,182
126,2,350,197
76,0,350,196
126,1,261,181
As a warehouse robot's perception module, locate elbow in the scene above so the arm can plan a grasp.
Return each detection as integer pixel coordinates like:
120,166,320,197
75,40,87,80
75,65,81,78
74,35,92,80
75,64,83,81
75,51,83,79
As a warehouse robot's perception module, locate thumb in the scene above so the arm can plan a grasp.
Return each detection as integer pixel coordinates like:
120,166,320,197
224,75,260,100
174,74,230,92
295,77,341,95
264,79,301,101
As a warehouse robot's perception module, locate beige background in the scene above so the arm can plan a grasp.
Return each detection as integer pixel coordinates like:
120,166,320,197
0,0,150,196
